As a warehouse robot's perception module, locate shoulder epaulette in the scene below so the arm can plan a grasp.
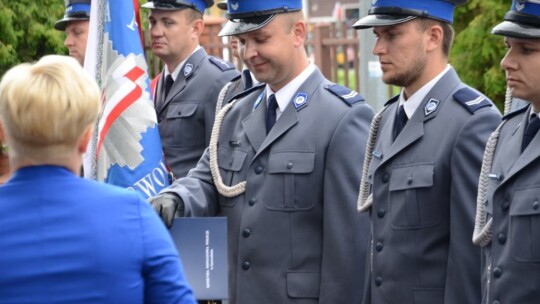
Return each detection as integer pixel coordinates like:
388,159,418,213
227,83,265,104
503,103,529,120
453,87,492,114
384,94,400,106
209,57,236,71
326,84,364,106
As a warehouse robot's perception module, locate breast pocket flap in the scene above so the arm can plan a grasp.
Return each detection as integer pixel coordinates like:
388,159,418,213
268,151,315,174
389,163,434,191
165,102,198,119
217,147,247,172
510,188,540,216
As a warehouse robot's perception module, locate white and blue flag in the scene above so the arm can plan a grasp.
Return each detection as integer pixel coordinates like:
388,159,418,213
84,0,169,199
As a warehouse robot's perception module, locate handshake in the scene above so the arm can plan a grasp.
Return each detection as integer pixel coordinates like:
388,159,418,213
148,193,184,228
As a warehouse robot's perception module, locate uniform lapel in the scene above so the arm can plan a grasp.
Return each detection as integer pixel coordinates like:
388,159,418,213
256,101,299,157
376,101,398,159
502,110,540,183
154,72,166,113
380,68,460,166
253,69,324,159
496,114,524,180
242,90,267,153
158,48,207,115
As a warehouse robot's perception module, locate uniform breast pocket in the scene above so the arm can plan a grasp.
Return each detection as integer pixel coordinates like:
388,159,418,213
389,163,437,229
164,102,200,146
217,147,248,207
264,151,315,211
509,187,540,262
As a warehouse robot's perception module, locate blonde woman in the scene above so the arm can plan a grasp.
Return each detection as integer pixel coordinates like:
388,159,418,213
0,55,195,303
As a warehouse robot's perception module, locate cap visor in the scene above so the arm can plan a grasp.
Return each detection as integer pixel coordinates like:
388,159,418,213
492,21,540,39
219,14,276,36
353,14,417,29
54,17,89,31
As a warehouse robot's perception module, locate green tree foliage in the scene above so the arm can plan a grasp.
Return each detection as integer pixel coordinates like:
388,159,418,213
0,0,66,77
452,0,508,110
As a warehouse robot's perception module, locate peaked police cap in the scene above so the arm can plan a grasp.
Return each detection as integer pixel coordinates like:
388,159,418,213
492,0,540,39
353,0,467,30
218,0,302,36
54,0,91,31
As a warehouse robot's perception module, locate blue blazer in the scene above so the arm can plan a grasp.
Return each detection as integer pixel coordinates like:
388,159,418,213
0,165,195,304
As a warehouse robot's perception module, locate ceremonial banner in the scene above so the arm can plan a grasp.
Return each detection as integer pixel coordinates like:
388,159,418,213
84,0,169,198
169,218,229,300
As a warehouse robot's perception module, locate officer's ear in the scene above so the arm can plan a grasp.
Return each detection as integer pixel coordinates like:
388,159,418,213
191,17,205,38
291,17,307,47
425,23,443,53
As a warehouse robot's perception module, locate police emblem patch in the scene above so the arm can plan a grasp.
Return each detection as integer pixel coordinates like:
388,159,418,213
293,93,308,109
231,2,239,10
424,98,440,116
183,63,193,77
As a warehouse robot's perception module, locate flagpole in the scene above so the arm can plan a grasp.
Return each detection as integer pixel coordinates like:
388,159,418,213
90,0,107,180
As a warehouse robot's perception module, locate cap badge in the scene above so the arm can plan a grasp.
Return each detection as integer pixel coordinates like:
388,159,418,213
424,98,440,116
183,63,193,77
231,2,239,11
516,0,526,11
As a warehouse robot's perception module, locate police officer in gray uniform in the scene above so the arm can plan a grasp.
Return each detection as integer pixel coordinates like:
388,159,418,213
473,1,540,303
54,0,91,66
149,0,375,302
142,0,239,179
354,1,502,303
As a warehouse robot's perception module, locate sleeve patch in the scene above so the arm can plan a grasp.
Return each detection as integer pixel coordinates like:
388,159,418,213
453,87,492,114
209,57,236,71
326,84,365,106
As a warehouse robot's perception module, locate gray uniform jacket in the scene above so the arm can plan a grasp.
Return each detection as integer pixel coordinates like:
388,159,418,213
165,68,374,303
154,48,239,178
482,104,540,304
363,68,501,304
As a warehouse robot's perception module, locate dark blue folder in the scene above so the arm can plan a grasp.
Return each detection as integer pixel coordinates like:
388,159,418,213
169,217,228,300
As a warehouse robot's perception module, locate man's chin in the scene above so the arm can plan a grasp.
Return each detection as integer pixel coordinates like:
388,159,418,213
69,54,84,66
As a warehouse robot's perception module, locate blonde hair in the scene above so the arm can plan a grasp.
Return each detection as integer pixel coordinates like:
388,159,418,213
0,55,101,158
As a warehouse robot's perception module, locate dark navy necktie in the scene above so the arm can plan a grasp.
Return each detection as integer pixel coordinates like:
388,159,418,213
522,114,540,152
393,105,408,141
266,94,278,134
164,74,174,99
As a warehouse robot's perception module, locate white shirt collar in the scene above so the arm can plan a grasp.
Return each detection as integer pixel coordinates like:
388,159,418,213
399,64,451,118
265,62,316,119
165,45,201,81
